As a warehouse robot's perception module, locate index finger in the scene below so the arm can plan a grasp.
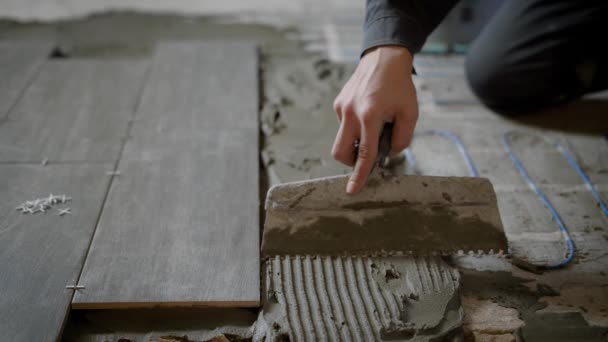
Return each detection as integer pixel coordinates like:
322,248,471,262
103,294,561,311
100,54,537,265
346,123,380,194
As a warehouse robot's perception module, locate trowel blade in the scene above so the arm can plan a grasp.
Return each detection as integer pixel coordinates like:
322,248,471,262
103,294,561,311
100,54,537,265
262,173,508,257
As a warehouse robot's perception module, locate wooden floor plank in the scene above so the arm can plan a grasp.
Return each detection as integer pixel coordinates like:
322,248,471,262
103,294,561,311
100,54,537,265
0,41,53,120
129,41,258,132
0,164,112,341
0,59,148,162
73,41,260,309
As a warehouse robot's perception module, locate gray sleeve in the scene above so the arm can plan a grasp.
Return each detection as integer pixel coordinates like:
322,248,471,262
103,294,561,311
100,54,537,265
362,0,459,55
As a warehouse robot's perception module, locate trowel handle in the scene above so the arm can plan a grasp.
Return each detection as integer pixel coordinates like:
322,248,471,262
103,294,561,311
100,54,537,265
377,122,393,168
353,122,393,168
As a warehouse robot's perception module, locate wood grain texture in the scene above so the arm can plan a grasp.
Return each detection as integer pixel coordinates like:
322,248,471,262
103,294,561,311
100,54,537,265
73,41,260,309
0,41,52,120
0,164,111,341
0,59,148,162
130,41,258,133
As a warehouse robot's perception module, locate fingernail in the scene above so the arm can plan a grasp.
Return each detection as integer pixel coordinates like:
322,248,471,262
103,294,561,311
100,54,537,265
346,180,356,194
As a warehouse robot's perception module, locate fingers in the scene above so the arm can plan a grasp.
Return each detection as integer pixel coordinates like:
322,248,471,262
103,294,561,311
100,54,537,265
347,120,381,194
331,112,359,166
390,112,418,157
333,84,353,123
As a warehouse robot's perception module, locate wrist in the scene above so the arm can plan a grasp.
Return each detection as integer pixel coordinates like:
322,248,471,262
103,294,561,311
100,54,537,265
363,45,413,68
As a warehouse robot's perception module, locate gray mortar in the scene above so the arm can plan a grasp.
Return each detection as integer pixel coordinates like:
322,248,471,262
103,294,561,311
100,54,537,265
255,255,464,342
259,47,354,184
62,307,258,341
370,259,457,331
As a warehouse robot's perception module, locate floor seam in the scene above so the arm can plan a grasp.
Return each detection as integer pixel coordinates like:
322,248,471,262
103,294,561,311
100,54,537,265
67,57,152,306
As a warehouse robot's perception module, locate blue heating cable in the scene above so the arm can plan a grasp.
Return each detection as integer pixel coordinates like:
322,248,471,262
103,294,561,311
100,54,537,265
403,129,479,177
555,143,608,218
404,129,598,268
501,131,575,268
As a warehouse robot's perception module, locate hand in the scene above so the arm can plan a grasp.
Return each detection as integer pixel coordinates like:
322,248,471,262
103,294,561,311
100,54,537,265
332,46,419,194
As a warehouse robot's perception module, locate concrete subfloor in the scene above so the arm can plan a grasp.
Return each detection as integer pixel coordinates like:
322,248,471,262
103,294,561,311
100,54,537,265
260,40,608,341
1,11,607,342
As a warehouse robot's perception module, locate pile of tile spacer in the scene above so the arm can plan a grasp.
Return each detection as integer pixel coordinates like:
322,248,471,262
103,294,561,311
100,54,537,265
15,194,72,215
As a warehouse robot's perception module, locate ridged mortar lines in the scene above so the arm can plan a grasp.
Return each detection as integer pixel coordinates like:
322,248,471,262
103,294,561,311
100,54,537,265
354,257,386,327
333,257,366,342
382,293,400,321
420,257,433,295
264,255,462,341
412,256,426,296
363,258,393,327
434,257,455,292
382,273,404,315
367,259,402,320
434,258,444,290
341,257,376,341
429,257,444,293
292,256,318,341
393,293,405,314
427,257,439,291
270,257,289,338
344,257,382,341
309,256,339,341
279,256,306,341
321,256,353,341
300,256,326,340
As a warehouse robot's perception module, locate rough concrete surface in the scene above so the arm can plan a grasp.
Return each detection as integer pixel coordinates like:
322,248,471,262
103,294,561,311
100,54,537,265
460,269,608,341
462,296,524,336
256,256,463,341
537,284,608,327
259,54,353,184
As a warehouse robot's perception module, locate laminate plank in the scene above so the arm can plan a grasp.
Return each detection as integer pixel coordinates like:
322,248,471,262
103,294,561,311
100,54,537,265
130,41,258,133
0,41,52,120
73,41,260,309
0,59,148,162
0,164,111,341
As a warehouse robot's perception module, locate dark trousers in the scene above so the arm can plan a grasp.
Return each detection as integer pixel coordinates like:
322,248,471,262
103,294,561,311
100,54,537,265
465,0,608,114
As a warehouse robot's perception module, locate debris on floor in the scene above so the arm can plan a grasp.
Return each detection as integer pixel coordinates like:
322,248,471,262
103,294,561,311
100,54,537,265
462,295,524,339
15,193,72,214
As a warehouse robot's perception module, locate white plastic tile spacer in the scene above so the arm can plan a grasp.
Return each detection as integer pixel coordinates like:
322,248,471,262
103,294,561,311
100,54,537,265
65,285,85,290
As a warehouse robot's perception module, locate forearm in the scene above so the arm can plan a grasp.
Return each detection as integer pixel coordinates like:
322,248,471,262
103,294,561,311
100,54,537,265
362,0,459,55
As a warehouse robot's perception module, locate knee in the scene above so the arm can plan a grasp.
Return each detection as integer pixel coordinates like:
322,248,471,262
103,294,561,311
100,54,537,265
465,52,513,113
465,50,559,115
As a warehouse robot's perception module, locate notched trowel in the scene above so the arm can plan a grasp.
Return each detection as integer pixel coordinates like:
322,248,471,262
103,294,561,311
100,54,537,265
261,123,508,257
